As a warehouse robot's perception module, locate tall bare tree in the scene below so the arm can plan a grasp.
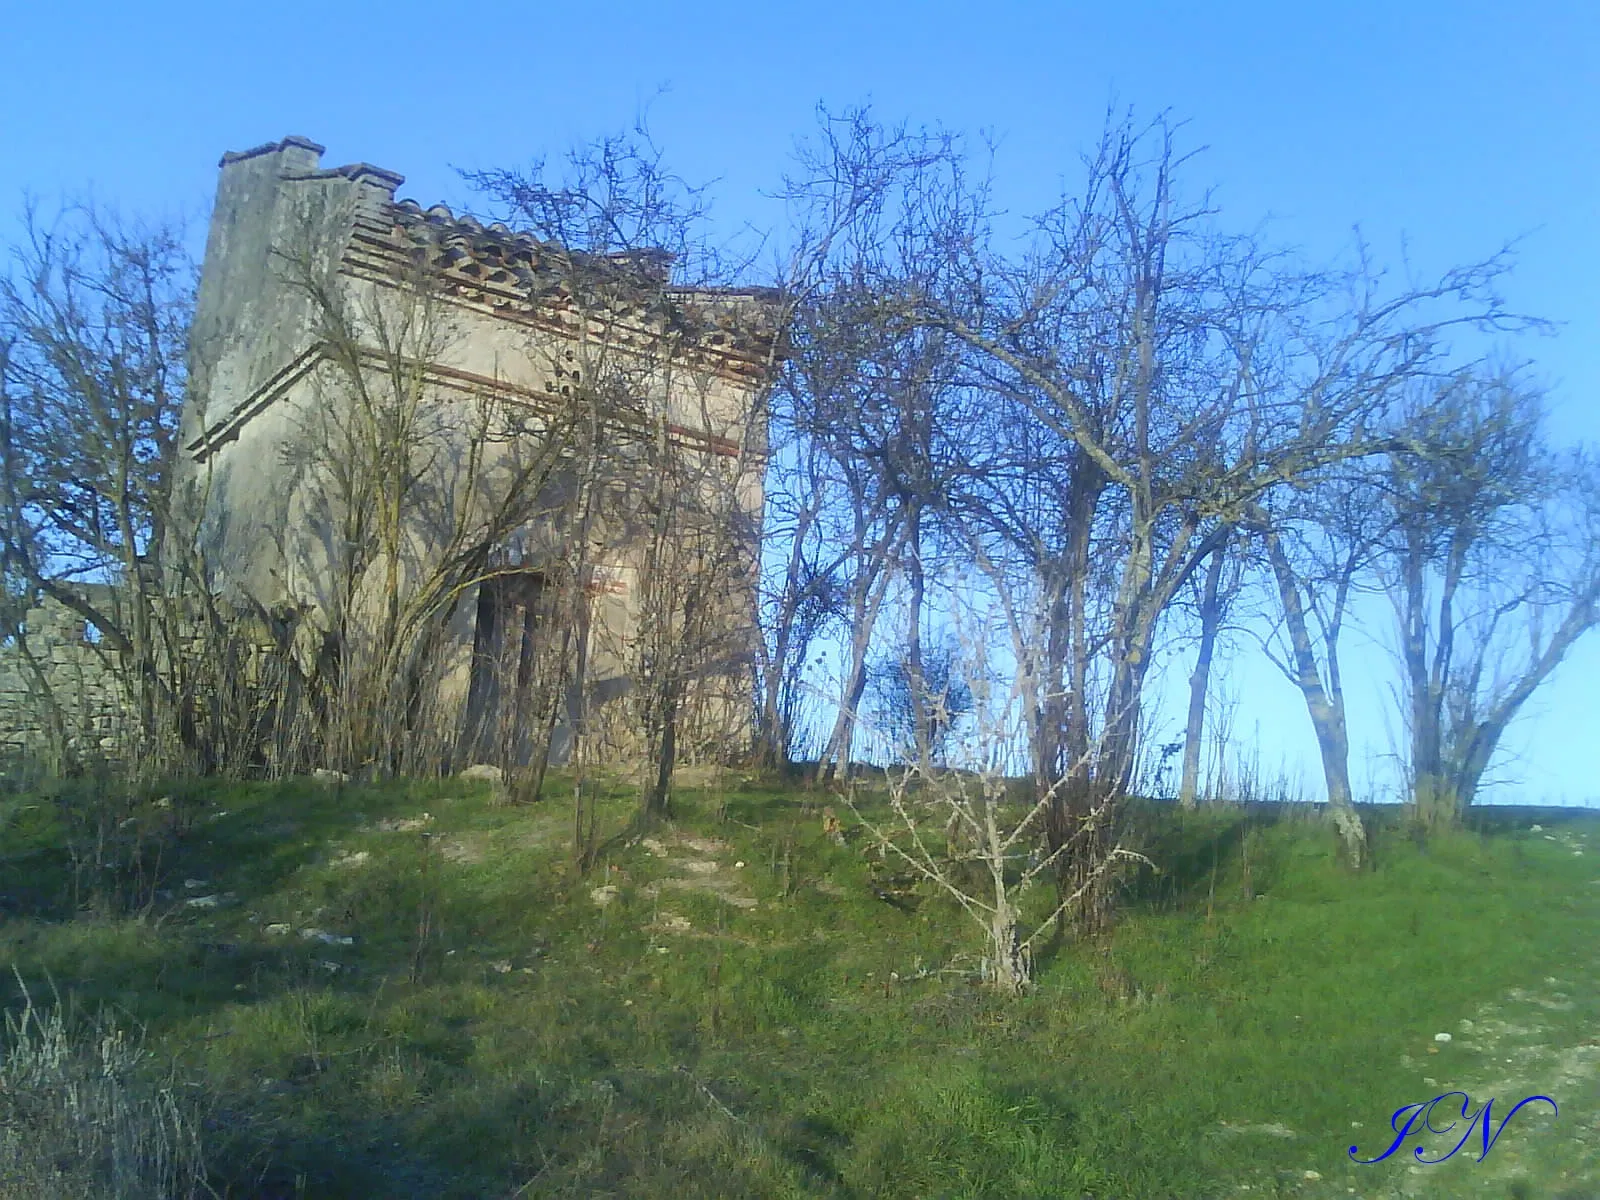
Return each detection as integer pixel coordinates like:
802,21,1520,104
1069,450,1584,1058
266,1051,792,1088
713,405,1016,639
773,109,989,780
471,130,780,830
924,112,1519,897
752,403,840,767
1245,474,1387,860
1381,371,1600,829
0,203,199,771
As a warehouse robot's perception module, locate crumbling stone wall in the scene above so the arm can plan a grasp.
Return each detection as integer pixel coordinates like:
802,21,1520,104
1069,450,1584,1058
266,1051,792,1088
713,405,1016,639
0,597,129,764
0,593,295,771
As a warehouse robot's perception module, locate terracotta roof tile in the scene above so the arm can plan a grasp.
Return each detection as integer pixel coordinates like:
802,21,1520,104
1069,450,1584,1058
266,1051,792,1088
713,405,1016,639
342,196,782,373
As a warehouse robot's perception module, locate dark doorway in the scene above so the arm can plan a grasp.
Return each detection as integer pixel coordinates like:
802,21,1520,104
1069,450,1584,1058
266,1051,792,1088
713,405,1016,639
463,571,546,765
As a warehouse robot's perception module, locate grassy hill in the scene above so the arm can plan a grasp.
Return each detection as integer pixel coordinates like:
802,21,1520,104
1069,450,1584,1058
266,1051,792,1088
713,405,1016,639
1,774,1595,1198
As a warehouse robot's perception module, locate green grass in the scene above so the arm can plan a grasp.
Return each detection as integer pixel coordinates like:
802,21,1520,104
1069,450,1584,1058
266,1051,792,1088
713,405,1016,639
0,775,1595,1198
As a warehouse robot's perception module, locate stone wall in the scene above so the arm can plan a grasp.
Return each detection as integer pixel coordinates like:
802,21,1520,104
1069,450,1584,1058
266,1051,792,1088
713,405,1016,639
0,592,295,771
0,596,129,764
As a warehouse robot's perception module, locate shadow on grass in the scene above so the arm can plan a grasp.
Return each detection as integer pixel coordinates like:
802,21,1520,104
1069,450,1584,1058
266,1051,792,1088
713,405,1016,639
0,775,523,1036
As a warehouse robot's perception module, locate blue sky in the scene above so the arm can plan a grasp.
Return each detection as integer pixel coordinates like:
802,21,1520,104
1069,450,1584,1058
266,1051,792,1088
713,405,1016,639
4,0,1596,803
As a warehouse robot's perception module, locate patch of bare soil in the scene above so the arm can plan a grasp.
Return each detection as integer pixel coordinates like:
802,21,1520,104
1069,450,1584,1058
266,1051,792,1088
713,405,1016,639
439,836,487,864
638,830,758,910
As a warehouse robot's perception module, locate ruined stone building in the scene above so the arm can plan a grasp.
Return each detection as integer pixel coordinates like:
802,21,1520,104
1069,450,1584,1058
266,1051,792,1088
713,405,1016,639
175,135,781,770
172,135,783,771
0,135,780,772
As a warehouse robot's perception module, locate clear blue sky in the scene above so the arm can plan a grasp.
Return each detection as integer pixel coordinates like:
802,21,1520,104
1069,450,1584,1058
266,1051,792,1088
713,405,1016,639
4,0,1596,803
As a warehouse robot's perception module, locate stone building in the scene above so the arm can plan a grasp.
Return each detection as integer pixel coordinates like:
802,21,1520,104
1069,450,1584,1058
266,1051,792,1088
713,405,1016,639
168,135,780,770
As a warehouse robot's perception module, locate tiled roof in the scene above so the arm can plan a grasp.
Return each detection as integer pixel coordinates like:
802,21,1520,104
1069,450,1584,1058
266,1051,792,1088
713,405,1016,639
341,196,782,379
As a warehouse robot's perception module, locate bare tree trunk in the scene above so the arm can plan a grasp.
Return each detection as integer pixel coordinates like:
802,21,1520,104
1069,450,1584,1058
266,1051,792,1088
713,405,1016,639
1037,462,1101,866
1031,576,1069,791
1400,526,1449,829
987,897,1029,996
1179,543,1227,808
567,576,596,870
643,692,678,819
757,529,807,770
822,621,875,778
1450,579,1600,809
820,523,898,780
1262,527,1366,866
755,437,832,771
904,502,932,771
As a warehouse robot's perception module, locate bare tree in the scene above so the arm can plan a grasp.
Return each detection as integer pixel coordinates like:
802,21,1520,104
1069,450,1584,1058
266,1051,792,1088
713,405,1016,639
787,292,907,781
923,111,1518,904
1244,474,1386,862
846,602,1146,995
1381,371,1600,829
0,202,202,772
626,378,768,820
1177,528,1241,807
772,110,990,782
752,407,840,768
471,130,780,833
266,230,583,779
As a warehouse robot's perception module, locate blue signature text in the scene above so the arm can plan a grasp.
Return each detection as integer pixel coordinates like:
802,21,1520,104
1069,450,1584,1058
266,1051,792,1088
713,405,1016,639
1350,1092,1557,1165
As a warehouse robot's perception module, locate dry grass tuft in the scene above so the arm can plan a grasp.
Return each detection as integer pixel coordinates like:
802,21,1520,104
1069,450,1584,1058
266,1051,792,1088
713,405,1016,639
0,976,209,1199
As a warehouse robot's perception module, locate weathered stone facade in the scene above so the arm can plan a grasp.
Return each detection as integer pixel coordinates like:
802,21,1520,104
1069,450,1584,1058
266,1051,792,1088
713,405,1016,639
175,135,776,769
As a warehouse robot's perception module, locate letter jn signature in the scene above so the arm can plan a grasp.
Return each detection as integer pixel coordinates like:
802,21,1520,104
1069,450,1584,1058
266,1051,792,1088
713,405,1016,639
1351,1092,1557,1165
